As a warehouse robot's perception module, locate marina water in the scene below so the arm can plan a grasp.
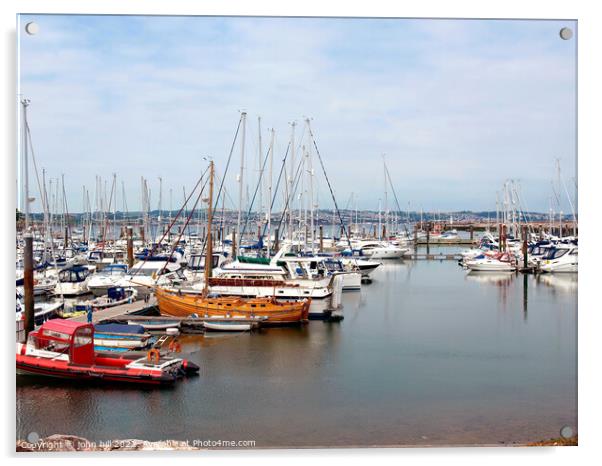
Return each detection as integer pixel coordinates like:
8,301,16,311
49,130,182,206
16,245,576,447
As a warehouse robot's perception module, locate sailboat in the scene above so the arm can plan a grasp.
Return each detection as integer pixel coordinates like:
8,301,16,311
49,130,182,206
155,161,311,325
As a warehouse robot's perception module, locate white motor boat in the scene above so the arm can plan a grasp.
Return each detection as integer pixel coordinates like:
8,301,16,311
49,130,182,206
465,252,517,272
87,264,129,296
346,240,408,259
116,259,185,297
341,258,381,277
54,265,93,296
539,244,578,273
16,290,64,325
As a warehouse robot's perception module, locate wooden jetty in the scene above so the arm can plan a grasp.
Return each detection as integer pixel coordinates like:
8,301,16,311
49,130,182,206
416,238,476,245
69,296,157,323
406,253,462,261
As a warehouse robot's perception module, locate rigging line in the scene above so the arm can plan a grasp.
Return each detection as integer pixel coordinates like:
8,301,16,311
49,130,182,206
24,119,47,221
132,165,209,277
383,162,409,235
273,141,315,245
212,114,243,227
261,142,291,240
307,124,352,248
240,143,273,242
190,115,244,262
272,143,306,243
157,174,209,278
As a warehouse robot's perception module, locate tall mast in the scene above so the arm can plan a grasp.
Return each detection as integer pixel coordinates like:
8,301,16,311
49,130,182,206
237,111,247,236
257,116,263,226
21,98,31,231
158,176,163,226
383,154,388,238
288,121,296,241
267,128,274,256
204,161,215,291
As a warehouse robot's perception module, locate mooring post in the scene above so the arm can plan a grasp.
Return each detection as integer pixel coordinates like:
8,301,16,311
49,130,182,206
469,225,474,241
319,225,324,253
382,224,386,241
522,225,528,270
274,228,280,252
127,226,134,269
23,233,35,337
232,228,237,258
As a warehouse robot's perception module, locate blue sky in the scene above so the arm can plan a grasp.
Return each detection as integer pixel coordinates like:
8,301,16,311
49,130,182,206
18,15,576,214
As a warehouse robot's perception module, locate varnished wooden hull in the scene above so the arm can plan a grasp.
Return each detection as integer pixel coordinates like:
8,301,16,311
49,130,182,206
155,288,310,325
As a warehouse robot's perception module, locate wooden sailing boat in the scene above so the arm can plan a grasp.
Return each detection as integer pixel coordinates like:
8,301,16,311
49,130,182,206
155,161,310,325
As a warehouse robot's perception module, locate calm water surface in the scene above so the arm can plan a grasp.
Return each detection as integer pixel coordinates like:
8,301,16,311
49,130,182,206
16,249,577,447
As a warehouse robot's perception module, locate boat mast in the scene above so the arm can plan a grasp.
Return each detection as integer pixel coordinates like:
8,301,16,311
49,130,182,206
257,116,263,228
21,99,31,232
204,161,215,293
237,111,247,237
383,154,388,239
267,128,274,256
288,121,296,241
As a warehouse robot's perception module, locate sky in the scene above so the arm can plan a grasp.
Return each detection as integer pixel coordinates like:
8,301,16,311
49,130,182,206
17,15,577,214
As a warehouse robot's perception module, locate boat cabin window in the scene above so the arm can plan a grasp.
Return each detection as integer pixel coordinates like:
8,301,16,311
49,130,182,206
73,327,93,347
43,329,70,340
324,261,343,272
545,248,568,260
569,249,578,256
59,268,89,283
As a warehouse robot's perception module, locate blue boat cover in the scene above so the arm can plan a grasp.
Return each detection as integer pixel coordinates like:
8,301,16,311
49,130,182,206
95,323,145,334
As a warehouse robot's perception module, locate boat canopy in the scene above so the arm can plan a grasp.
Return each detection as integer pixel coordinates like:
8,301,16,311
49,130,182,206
32,320,95,365
59,266,90,282
237,256,271,265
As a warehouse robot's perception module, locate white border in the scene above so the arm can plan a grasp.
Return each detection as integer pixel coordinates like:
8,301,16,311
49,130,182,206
2,1,601,464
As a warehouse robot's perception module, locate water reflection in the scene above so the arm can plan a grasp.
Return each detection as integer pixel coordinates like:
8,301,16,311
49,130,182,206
536,273,578,294
464,271,514,286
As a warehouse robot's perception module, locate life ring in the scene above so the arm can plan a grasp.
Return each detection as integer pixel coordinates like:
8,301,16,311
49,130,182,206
147,348,160,363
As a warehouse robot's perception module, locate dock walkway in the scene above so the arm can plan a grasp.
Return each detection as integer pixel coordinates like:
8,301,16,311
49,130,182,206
70,296,157,323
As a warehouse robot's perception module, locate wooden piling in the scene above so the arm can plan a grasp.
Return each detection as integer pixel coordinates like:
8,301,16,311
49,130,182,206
126,226,134,269
522,225,528,270
232,228,237,259
319,225,324,252
23,233,35,337
274,228,279,251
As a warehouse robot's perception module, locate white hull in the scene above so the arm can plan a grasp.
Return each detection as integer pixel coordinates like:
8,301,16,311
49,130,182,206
93,335,150,349
54,281,89,296
540,263,578,273
367,248,408,259
339,272,362,291
467,263,515,272
205,284,332,299
203,321,252,332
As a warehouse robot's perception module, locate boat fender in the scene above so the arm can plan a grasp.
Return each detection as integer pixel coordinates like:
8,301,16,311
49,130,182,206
147,348,161,363
168,341,182,353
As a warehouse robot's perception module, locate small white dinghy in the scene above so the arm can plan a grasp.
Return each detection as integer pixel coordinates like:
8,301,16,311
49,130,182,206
202,320,253,332
128,319,181,331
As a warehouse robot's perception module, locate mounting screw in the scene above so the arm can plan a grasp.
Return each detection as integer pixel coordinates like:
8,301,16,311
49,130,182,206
559,27,573,40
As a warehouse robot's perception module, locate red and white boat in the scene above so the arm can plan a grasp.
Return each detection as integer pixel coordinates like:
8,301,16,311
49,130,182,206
465,251,517,272
16,320,198,386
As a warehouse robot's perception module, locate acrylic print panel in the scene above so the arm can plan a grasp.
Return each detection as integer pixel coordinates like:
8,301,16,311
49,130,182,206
16,14,577,451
